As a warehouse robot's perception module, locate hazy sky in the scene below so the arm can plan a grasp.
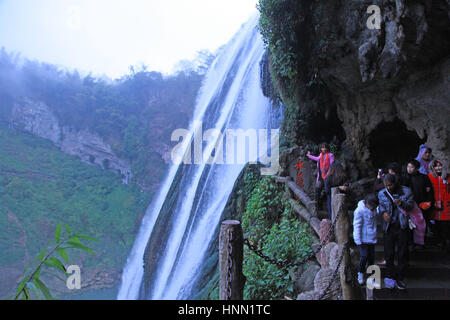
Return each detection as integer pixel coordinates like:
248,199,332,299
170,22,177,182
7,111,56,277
0,0,258,79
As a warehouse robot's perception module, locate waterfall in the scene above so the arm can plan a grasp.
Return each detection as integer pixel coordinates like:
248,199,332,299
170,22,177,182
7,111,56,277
117,13,282,300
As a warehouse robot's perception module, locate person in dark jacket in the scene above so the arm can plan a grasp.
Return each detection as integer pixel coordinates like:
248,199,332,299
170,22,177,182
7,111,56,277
373,162,408,193
378,174,415,290
373,163,405,266
374,162,411,271
373,168,387,193
405,159,434,209
404,159,434,250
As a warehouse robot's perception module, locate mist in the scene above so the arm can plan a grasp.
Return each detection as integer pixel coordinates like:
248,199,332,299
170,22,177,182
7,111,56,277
0,0,258,79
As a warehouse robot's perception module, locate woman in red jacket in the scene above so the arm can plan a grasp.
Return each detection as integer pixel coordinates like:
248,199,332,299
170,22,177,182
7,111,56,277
428,159,450,252
307,142,335,217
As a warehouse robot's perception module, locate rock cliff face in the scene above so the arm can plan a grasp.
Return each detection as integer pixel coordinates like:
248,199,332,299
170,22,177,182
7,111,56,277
279,0,450,177
9,98,132,183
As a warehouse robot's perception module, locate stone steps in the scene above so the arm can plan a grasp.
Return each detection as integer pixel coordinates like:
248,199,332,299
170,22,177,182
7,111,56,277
345,204,450,300
350,220,450,300
374,288,450,300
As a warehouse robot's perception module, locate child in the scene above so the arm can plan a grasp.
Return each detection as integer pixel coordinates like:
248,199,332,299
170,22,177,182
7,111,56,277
353,193,380,286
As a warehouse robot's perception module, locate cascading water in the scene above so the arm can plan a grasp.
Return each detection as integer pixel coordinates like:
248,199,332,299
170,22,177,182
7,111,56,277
117,13,283,300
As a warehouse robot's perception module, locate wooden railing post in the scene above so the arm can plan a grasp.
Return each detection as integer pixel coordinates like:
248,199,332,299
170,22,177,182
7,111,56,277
219,220,245,300
331,187,354,300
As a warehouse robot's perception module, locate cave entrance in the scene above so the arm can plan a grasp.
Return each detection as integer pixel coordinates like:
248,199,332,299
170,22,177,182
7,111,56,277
308,106,346,148
369,118,426,171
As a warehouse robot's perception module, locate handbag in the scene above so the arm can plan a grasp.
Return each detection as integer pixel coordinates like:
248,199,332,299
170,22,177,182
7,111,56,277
398,200,426,245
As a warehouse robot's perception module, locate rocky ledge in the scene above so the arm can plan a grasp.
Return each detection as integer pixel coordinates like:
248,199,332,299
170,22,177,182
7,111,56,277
10,98,132,183
275,0,449,178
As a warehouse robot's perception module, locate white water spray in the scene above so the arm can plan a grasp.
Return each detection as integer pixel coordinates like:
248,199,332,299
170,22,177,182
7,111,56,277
117,13,282,300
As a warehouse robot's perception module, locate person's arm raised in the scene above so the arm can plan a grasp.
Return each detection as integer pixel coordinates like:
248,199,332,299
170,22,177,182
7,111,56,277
307,152,320,161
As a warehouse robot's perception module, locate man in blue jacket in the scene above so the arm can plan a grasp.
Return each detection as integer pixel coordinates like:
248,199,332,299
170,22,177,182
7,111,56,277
378,174,415,290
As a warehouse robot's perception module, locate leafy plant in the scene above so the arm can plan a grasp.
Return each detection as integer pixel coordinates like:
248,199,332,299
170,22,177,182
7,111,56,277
237,169,261,201
257,0,300,81
241,175,314,300
243,214,313,300
279,97,304,148
241,176,285,244
13,223,97,300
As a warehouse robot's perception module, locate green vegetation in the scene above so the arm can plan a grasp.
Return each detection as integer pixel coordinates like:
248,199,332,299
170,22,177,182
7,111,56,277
0,47,211,187
279,97,305,150
14,223,97,300
242,176,286,244
242,176,314,300
0,122,150,297
257,0,307,149
0,46,212,299
236,169,261,202
257,1,343,150
257,0,299,81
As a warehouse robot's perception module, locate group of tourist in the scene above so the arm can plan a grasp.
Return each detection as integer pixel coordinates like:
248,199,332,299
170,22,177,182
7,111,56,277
307,143,450,290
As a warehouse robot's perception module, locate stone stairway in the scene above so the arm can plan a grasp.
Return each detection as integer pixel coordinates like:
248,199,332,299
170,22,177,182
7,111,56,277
318,207,450,300
348,210,450,300
372,234,450,299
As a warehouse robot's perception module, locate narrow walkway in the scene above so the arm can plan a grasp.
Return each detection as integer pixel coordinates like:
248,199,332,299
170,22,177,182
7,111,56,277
373,229,450,299
288,175,450,300
349,211,450,300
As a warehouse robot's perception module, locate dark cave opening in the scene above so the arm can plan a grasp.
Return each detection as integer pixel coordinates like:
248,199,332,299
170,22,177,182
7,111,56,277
369,118,426,172
308,107,346,147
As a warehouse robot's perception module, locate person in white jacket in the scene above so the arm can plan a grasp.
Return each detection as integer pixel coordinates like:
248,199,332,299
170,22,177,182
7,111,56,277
353,193,379,286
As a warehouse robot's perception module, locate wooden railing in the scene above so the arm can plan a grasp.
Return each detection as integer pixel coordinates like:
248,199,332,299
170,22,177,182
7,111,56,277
219,176,355,300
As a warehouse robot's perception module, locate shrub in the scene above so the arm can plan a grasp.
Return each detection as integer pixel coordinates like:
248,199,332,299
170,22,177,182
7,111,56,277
241,176,285,244
243,215,313,300
241,175,314,300
257,0,299,81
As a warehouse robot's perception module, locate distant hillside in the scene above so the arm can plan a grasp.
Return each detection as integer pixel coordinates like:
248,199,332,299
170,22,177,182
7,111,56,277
0,47,213,191
0,48,212,299
0,121,150,298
